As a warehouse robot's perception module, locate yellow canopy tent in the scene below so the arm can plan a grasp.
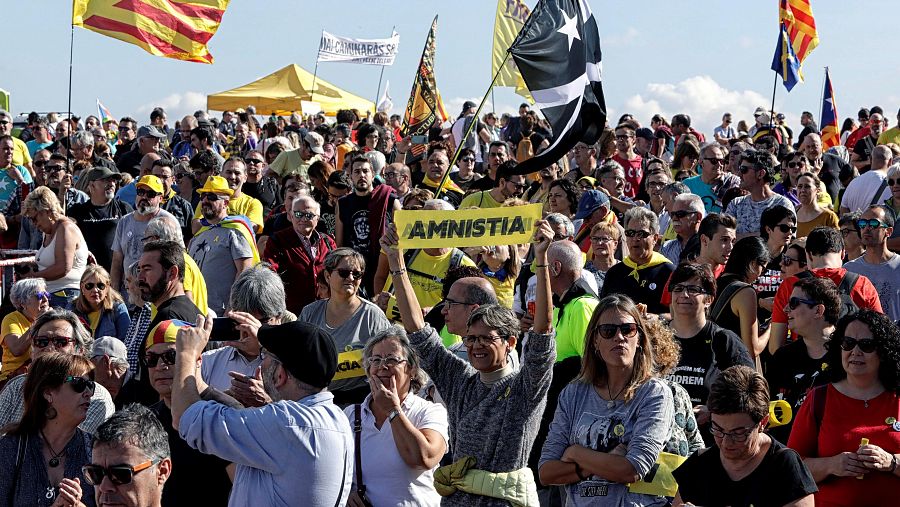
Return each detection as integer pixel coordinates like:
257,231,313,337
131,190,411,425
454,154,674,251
207,64,374,116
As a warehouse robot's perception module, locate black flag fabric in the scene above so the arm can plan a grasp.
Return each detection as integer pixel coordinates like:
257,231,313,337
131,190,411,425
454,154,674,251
509,0,606,175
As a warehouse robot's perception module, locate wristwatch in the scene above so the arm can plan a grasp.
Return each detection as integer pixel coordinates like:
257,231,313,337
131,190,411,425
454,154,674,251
387,409,401,423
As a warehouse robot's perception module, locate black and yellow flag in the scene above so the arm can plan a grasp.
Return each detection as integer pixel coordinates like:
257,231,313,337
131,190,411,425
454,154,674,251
400,15,449,139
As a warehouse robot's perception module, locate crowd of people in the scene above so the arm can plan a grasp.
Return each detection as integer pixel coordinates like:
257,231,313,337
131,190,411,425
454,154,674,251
0,101,897,506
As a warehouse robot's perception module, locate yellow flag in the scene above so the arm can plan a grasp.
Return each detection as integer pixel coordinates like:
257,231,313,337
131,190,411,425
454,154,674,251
492,0,533,102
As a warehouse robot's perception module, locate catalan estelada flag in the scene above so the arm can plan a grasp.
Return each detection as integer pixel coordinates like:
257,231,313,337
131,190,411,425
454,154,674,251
820,68,840,150
779,0,819,65
73,0,230,64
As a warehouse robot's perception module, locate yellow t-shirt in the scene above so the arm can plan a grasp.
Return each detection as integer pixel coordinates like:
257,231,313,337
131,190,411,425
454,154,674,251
269,149,321,182
183,252,208,315
1,311,31,380
485,273,515,309
383,249,476,322
459,190,504,209
877,126,900,147
11,137,32,168
193,193,264,232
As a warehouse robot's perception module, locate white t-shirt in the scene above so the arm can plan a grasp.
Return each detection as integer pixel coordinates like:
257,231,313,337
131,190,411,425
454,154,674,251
714,125,736,140
451,116,483,163
725,192,795,235
343,393,449,507
841,170,891,212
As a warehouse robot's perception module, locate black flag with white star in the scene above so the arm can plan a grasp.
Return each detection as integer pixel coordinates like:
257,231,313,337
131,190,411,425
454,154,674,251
509,0,606,175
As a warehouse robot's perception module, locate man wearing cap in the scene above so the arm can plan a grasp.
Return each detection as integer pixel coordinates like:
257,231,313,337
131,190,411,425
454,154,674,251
459,160,525,209
69,167,133,271
269,131,325,182
634,127,655,161
116,124,165,177
188,175,255,314
0,109,33,174
90,336,130,404
172,317,353,507
110,175,174,292
151,158,194,241
571,189,616,253
190,157,264,234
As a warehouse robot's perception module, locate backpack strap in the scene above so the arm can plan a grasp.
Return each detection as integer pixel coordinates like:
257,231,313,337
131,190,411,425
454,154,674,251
838,271,860,296
710,280,750,324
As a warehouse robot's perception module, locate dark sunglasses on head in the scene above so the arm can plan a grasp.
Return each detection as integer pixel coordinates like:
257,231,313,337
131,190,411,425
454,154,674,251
840,337,877,353
200,193,224,202
135,188,160,198
64,375,96,394
334,268,363,280
857,219,889,230
788,296,817,310
670,210,695,219
596,323,639,340
292,210,317,220
84,282,107,291
33,335,75,348
623,229,652,239
774,224,797,234
83,460,158,486
145,349,177,368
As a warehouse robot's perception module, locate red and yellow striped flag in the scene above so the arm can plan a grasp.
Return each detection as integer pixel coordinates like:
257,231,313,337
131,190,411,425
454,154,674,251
73,0,230,64
779,0,819,65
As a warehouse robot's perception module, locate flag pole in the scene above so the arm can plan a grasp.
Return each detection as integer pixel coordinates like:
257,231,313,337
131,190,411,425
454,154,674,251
768,71,778,129
374,26,395,112
435,51,511,199
817,66,828,127
311,29,323,111
66,0,76,172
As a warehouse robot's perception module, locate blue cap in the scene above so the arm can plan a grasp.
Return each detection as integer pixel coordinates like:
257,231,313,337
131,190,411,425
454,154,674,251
574,190,610,220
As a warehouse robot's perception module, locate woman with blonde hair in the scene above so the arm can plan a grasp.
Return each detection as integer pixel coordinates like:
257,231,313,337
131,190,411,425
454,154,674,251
23,187,89,309
584,221,621,292
540,294,674,506
70,265,130,342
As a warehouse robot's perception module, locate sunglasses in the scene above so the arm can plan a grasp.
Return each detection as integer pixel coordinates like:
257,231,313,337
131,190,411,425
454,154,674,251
670,210,695,219
840,337,877,353
334,268,363,280
135,188,160,198
33,335,75,348
856,219,889,230
83,460,158,486
200,193,224,202
84,282,107,291
33,160,47,167
596,323,639,340
788,296,817,310
145,349,177,368
461,157,475,163
738,165,757,174
35,291,51,301
780,254,804,267
786,161,806,168
64,375,96,394
246,159,265,165
888,178,900,186
292,210,317,221
704,157,726,165
773,224,797,234
623,229,652,239
44,164,67,173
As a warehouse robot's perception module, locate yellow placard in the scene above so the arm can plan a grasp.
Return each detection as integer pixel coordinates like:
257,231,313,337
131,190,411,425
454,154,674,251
627,452,688,498
332,349,366,381
395,204,542,249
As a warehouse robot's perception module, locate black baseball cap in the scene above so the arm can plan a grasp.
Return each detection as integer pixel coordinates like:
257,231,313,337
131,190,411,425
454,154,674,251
257,322,338,389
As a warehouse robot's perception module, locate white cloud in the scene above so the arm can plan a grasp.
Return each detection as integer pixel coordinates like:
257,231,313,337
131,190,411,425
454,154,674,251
136,91,207,123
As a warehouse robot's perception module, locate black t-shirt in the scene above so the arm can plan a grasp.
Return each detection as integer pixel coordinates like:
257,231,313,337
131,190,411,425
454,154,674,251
767,339,830,443
752,254,784,328
818,153,853,203
667,321,754,406
67,198,134,271
673,438,818,506
243,177,281,217
468,174,496,192
600,260,674,314
853,135,877,173
150,295,201,334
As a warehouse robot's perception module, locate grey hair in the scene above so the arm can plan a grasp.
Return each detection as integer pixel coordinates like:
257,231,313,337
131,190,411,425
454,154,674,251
71,130,94,148
10,278,47,311
92,403,170,461
673,194,706,217
362,325,427,392
548,240,582,273
423,199,455,211
145,215,183,243
291,194,321,214
110,357,129,375
662,181,689,197
545,212,575,238
324,247,366,272
127,261,140,278
30,308,93,356
700,142,726,158
597,159,624,177
228,264,286,322
467,304,519,339
624,206,660,234
887,163,900,179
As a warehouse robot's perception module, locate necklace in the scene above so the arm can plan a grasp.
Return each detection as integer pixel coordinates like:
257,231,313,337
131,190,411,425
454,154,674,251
41,431,66,468
606,382,629,409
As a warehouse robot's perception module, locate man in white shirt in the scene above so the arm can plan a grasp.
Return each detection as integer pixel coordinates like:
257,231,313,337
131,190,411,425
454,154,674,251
840,145,892,214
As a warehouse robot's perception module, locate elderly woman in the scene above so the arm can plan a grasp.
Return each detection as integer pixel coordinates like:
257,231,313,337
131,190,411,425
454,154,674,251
788,310,900,505
584,221,621,292
343,325,449,507
539,294,674,506
70,265,130,341
673,366,817,506
299,248,391,405
383,219,556,506
0,279,50,385
0,353,97,506
23,187,89,309
0,309,114,436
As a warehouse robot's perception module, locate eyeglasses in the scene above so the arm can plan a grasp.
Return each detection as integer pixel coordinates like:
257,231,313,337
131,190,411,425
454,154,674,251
367,356,407,368
292,210,317,221
710,422,757,443
590,236,615,243
444,297,471,308
35,291,51,301
671,284,707,297
64,375,96,394
145,349,177,368
118,127,133,132
840,337,877,353
614,135,634,140
788,296,817,310
463,334,503,346
33,335,75,348
596,323,639,340
200,193,224,202
774,224,797,234
83,460,158,486
135,188,160,198
670,210,696,219
461,157,475,163
84,282,107,291
623,229,652,239
780,254,804,267
384,172,398,179
840,228,857,238
0,120,10,126
646,181,666,189
44,164,66,173
857,219,889,230
33,160,47,167
704,157,726,165
334,268,363,280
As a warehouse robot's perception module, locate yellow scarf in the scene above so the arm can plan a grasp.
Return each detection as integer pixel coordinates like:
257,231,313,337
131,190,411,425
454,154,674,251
622,251,671,282
423,174,464,195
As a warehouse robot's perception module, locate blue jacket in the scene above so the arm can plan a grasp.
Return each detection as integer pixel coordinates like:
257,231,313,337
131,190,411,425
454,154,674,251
72,302,131,341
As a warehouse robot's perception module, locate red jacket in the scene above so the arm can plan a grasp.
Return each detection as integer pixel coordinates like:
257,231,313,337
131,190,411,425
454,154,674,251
263,228,335,314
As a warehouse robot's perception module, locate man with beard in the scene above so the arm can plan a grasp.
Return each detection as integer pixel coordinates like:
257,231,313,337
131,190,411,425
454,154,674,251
683,143,740,214
110,175,175,292
190,157,263,234
68,167,133,271
152,157,193,241
335,156,400,296
172,318,353,506
459,160,526,209
187,175,254,315
413,142,465,207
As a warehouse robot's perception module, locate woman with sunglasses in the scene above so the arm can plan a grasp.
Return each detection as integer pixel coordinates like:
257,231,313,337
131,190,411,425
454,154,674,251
755,207,798,329
773,152,808,207
298,248,391,405
23,187,89,309
539,294,673,505
1,278,50,388
788,310,900,505
796,172,839,238
0,352,97,506
70,266,130,342
672,365,817,506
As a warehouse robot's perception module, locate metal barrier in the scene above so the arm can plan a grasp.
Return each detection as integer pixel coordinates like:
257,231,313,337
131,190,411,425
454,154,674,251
0,250,38,301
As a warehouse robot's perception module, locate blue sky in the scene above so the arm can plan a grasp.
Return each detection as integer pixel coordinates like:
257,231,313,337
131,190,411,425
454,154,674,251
4,1,899,136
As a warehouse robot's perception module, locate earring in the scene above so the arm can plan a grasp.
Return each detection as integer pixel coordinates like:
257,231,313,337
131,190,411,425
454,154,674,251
45,406,57,420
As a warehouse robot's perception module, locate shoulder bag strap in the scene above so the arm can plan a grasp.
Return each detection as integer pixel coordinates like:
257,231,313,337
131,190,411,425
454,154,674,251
710,280,748,323
8,434,26,507
353,404,366,497
870,177,889,206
